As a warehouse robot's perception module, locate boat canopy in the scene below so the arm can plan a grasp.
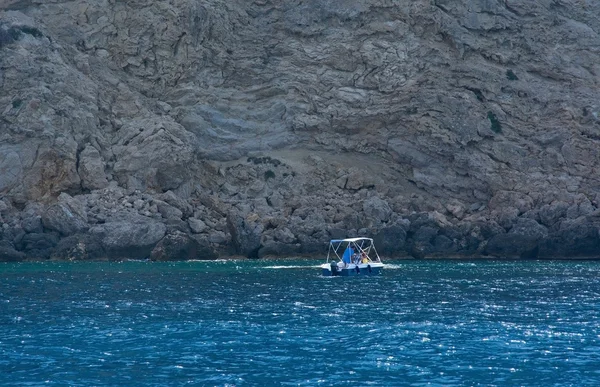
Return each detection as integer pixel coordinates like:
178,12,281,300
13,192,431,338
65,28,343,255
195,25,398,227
326,237,382,264
329,237,373,243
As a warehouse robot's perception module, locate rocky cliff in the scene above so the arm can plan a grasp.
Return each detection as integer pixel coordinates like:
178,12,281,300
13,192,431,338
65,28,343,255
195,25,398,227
1,0,600,261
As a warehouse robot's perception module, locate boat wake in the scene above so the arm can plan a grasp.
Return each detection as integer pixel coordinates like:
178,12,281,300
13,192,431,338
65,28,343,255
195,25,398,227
264,265,322,269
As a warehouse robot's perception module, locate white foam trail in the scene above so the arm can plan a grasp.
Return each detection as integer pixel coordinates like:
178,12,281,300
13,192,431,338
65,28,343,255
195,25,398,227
187,259,240,263
264,265,322,269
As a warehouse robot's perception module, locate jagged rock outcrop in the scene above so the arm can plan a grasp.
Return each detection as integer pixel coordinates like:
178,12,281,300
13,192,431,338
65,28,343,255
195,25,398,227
1,0,600,261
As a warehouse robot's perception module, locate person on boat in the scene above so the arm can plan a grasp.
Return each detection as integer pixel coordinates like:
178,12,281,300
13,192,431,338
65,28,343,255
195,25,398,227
342,246,353,267
361,251,369,264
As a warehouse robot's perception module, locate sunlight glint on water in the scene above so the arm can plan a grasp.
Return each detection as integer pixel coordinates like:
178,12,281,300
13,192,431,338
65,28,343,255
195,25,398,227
1,259,600,386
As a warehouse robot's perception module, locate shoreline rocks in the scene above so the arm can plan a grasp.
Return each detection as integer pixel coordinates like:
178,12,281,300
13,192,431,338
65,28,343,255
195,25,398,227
0,181,599,262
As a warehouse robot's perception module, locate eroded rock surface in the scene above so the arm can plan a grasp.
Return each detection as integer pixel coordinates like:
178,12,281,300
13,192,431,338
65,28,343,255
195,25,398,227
1,0,600,260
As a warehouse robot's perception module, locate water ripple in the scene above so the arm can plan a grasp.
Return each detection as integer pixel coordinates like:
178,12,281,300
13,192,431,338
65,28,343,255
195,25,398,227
2,260,600,385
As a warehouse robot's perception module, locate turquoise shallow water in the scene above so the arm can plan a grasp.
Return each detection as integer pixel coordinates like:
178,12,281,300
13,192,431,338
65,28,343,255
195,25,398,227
1,259,600,386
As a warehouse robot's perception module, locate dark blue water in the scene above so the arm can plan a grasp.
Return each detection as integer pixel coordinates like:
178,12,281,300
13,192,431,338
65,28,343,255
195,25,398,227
2,260,600,386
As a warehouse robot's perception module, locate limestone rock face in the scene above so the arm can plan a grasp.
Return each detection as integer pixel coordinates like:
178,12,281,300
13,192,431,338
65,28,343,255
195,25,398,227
2,0,600,260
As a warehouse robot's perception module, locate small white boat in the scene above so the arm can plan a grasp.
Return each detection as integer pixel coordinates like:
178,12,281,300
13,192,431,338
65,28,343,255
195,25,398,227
321,237,384,276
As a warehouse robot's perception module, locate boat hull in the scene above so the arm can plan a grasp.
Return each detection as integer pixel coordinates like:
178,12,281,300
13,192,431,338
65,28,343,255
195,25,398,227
321,263,383,276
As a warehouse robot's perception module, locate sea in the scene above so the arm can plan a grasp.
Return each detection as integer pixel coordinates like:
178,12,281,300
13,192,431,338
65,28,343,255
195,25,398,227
1,259,600,386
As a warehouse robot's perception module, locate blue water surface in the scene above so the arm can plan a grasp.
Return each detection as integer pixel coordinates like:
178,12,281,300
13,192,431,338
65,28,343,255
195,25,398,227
1,259,600,386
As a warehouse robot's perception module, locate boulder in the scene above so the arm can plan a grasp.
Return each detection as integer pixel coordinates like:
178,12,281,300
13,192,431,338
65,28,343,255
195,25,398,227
327,227,347,241
41,193,89,236
579,198,595,217
78,145,109,190
363,196,392,223
165,218,189,233
485,218,548,258
539,218,600,258
0,237,15,249
51,233,104,261
409,225,440,258
373,220,409,255
17,232,59,251
446,201,466,219
488,191,534,215
296,231,329,255
273,227,296,244
21,213,43,233
192,235,220,260
408,212,451,231
473,220,505,239
154,200,183,220
208,231,228,244
20,138,82,200
433,234,455,252
25,248,53,260
150,230,201,261
0,246,26,262
133,199,145,210
492,207,520,230
159,191,193,218
198,194,227,216
566,196,595,220
89,218,166,260
188,218,207,234
337,168,379,191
